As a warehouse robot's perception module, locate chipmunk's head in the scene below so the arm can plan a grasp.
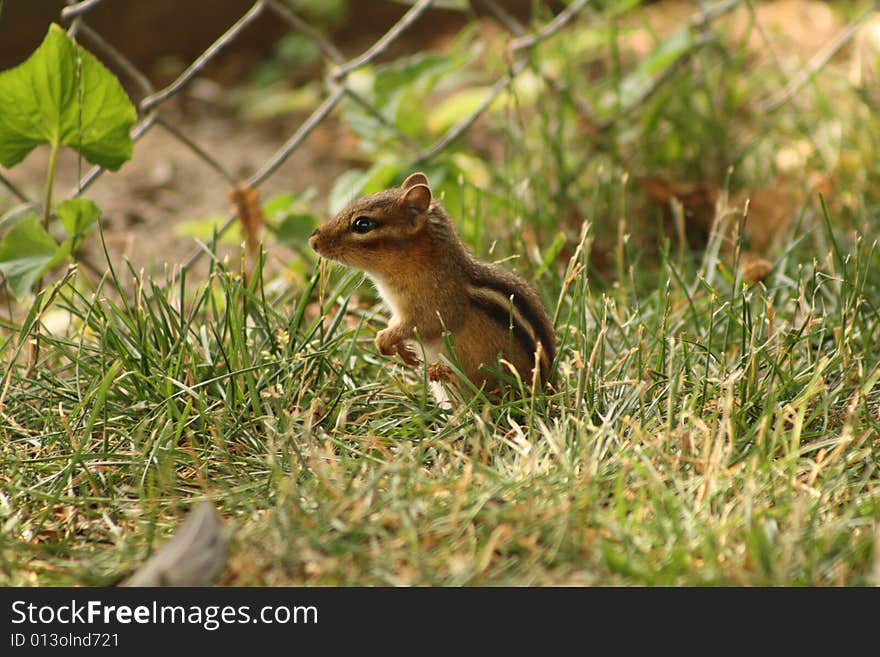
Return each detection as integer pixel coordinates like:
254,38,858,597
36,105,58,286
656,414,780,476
309,172,435,275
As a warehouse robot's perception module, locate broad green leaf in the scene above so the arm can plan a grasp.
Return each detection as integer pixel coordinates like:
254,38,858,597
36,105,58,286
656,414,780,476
260,192,317,247
328,170,366,217
273,212,317,247
56,198,100,252
0,213,62,298
262,192,299,218
341,52,472,148
359,159,401,195
427,86,492,134
328,159,401,216
374,52,462,102
0,23,136,169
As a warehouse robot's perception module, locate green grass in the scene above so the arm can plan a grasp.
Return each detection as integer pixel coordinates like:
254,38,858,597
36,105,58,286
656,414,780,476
1,1,879,586
1,196,877,586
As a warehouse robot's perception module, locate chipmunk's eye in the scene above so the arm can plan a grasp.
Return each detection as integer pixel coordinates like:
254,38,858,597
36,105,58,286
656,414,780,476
351,216,377,234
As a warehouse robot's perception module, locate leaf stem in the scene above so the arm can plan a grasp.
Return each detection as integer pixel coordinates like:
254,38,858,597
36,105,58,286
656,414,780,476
43,140,60,230
27,139,61,377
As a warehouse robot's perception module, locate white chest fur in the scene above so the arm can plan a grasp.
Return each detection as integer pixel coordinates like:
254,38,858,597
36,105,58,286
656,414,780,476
370,277,404,321
370,275,444,361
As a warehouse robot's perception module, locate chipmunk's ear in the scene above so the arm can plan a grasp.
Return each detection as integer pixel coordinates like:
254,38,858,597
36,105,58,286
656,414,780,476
401,183,432,217
401,172,429,190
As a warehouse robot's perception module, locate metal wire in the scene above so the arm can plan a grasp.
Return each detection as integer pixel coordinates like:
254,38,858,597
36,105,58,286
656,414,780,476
13,0,859,278
44,0,612,276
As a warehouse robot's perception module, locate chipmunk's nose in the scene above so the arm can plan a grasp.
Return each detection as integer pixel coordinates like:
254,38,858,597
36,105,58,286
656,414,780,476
308,228,320,248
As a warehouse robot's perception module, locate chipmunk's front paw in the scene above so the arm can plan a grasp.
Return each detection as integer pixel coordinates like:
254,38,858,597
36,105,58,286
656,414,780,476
376,329,420,367
375,329,397,356
395,343,420,367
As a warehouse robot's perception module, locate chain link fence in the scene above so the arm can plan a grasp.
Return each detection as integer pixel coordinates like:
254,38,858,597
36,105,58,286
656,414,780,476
0,0,876,279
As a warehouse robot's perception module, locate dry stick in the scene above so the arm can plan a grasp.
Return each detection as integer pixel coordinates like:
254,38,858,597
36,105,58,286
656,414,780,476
756,4,878,114
140,0,268,113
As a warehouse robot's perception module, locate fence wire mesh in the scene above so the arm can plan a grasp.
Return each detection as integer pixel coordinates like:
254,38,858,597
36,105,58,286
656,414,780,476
0,0,876,279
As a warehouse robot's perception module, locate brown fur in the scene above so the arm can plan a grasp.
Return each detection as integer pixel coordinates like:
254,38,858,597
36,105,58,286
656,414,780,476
309,173,556,392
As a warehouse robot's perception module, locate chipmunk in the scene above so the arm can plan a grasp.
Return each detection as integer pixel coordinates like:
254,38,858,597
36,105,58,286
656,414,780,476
308,172,556,392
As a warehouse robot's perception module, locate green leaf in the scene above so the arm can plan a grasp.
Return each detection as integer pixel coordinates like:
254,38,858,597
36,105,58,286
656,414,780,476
0,23,136,170
262,192,299,218
328,159,401,216
261,192,318,247
56,198,100,252
263,192,317,247
427,86,492,134
340,51,472,150
373,52,460,102
0,213,62,299
328,170,369,217
273,212,317,247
